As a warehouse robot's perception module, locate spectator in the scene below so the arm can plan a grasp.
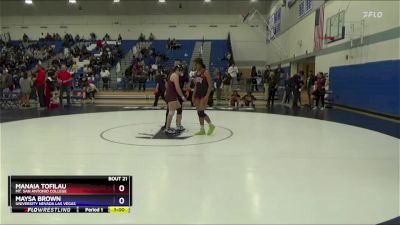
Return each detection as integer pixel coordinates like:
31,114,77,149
34,64,46,109
100,67,110,90
2,70,13,91
47,65,56,80
83,79,97,104
251,66,258,92
214,70,223,104
57,64,72,106
263,65,271,100
306,71,316,107
230,90,241,109
123,66,133,90
90,33,97,41
75,34,80,42
136,68,147,92
313,72,326,110
149,33,155,41
153,71,166,106
139,33,145,42
298,71,305,106
103,33,110,41
116,61,121,76
267,71,280,107
118,34,122,42
242,91,256,107
282,74,292,104
228,63,239,89
291,72,303,108
222,72,232,104
45,77,54,108
275,64,284,79
23,33,29,42
19,72,32,107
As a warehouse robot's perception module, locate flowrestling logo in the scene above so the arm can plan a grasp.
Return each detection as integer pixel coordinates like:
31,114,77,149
362,11,383,18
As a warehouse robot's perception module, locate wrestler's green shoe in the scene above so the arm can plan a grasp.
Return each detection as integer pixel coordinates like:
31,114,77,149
207,124,216,135
195,128,206,135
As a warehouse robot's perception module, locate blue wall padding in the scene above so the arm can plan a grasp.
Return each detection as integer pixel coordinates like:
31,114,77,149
330,60,400,116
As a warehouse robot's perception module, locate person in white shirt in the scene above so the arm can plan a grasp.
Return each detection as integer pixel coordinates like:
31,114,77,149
100,68,110,90
228,63,239,88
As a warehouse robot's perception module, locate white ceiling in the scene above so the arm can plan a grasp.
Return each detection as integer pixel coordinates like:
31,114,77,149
0,0,273,16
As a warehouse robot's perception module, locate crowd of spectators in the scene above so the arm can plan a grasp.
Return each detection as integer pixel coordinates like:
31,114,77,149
1,32,330,111
123,41,169,91
41,33,62,41
0,41,56,82
0,32,126,110
138,33,154,42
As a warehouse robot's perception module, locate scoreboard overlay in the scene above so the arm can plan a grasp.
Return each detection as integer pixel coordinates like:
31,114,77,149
8,176,132,213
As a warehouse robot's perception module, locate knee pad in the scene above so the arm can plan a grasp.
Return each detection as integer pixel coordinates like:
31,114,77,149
168,110,175,117
197,110,206,118
177,108,183,115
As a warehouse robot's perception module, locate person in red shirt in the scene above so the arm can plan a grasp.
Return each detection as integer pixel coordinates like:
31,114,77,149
34,64,46,108
57,64,73,106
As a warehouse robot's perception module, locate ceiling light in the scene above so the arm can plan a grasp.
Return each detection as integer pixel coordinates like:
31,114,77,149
159,0,166,3
113,0,120,2
250,0,257,2
69,0,77,4
204,0,211,2
25,0,33,4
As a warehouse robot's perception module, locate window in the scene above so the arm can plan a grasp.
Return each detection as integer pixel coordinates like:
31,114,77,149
299,0,312,17
274,7,282,35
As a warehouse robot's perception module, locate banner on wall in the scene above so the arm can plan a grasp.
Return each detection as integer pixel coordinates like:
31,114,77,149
314,4,325,51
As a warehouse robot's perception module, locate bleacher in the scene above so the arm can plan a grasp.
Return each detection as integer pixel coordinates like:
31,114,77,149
151,40,196,67
210,40,230,76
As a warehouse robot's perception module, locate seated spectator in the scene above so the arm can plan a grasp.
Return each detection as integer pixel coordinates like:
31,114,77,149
96,40,104,49
230,90,241,109
242,91,256,107
83,79,97,103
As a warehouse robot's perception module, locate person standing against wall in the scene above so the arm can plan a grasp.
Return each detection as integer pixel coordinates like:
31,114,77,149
263,65,271,100
267,71,280,107
291,72,303,108
313,72,326,110
306,71,316,107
